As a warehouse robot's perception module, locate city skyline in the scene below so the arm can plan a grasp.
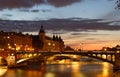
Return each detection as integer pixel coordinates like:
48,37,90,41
0,0,120,50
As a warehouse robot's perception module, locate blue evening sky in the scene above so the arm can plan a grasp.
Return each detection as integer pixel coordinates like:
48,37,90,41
0,0,120,50
0,0,116,20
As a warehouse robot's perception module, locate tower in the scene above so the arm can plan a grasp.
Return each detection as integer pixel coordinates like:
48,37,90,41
39,25,45,42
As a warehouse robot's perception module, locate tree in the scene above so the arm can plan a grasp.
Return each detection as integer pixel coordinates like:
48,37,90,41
116,0,120,9
64,46,74,51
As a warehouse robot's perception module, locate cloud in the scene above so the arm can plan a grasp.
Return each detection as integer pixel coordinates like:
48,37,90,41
0,0,82,9
3,14,12,17
48,0,82,7
101,10,120,21
19,9,51,13
31,9,39,12
0,18,120,32
0,0,44,9
85,38,96,40
43,19,120,31
71,33,82,35
19,9,30,12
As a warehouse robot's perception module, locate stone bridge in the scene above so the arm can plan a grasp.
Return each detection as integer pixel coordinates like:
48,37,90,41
0,50,44,67
0,50,120,70
40,51,115,64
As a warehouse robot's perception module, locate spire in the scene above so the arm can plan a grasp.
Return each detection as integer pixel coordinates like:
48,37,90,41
39,24,45,33
55,35,59,41
59,35,62,41
52,34,55,41
39,24,45,42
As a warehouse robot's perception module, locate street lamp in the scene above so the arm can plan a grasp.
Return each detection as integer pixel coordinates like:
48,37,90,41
80,43,83,52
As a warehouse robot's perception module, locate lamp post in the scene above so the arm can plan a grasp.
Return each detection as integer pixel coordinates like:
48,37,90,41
80,43,83,52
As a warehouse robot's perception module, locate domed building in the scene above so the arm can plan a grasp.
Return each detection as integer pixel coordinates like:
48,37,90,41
32,25,64,52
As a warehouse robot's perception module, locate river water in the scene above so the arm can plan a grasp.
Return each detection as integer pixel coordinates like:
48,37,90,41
0,57,119,77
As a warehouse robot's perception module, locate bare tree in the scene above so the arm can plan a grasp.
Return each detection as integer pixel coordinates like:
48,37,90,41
116,0,120,9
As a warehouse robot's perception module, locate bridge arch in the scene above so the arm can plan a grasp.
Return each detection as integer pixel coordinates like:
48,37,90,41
0,52,9,65
46,54,70,61
0,56,7,65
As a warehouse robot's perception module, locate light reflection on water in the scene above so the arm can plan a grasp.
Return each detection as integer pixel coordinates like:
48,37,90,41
0,58,118,77
0,66,7,76
46,59,113,77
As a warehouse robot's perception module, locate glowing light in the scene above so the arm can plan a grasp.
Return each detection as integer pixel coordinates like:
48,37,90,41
48,42,51,46
8,46,11,49
14,44,16,46
16,46,20,50
8,44,10,46
7,36,10,39
52,43,55,46
33,54,37,56
102,62,109,77
17,58,29,63
44,72,55,77
0,67,7,76
117,51,120,53
102,55,106,59
11,53,14,56
73,55,77,58
71,62,84,77
29,54,32,57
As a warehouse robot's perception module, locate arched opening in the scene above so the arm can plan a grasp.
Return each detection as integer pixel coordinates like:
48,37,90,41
106,55,111,61
102,54,106,59
0,57,7,66
97,54,102,58
112,55,115,62
46,55,72,64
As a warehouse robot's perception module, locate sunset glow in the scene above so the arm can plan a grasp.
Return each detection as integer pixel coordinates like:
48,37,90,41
0,0,120,50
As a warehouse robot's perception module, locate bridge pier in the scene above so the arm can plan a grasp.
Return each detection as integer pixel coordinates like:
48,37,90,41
7,53,17,67
113,53,120,70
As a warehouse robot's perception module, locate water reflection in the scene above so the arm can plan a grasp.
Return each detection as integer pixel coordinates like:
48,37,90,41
71,62,85,77
0,66,7,76
0,57,115,77
102,62,111,77
112,71,120,77
46,59,113,77
2,64,46,77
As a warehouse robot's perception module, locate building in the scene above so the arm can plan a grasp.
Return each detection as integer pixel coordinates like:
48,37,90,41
102,45,120,52
0,31,33,51
32,25,64,52
0,25,65,52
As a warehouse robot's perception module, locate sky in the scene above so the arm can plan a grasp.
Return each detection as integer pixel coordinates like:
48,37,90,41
0,0,120,50
0,0,116,20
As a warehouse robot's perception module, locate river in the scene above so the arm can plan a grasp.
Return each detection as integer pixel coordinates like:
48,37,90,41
0,57,119,77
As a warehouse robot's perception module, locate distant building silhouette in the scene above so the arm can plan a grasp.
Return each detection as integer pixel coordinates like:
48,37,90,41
102,45,120,52
32,25,64,51
0,25,65,52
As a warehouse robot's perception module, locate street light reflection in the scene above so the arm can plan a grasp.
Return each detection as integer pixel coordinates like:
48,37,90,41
71,62,85,77
44,72,55,77
0,66,7,76
102,62,110,77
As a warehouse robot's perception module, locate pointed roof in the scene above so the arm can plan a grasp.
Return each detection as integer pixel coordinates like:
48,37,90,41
39,24,45,33
52,34,56,41
58,36,62,41
55,35,59,41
